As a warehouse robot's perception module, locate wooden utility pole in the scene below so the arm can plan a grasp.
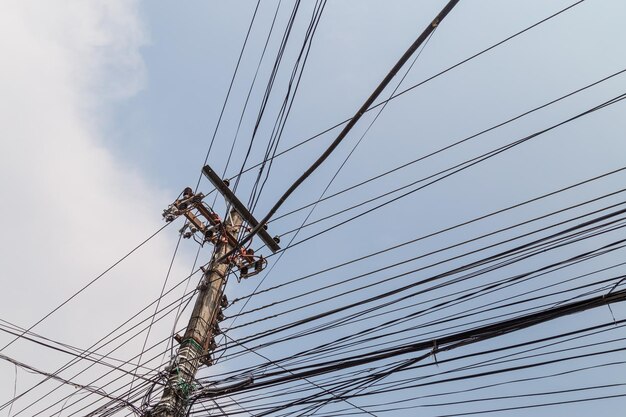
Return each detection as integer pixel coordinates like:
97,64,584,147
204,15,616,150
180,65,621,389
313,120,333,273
151,209,242,417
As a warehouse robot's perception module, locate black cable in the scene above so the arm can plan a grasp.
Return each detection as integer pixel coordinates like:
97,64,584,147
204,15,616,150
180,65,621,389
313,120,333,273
220,0,283,183
231,0,303,194
1,264,202,414
227,209,626,349
248,0,327,210
205,318,626,410
229,189,626,325
193,0,262,191
214,219,626,367
277,91,626,252
221,0,461,263
230,165,626,305
126,232,183,401
0,222,171,355
269,66,626,224
228,9,438,336
231,0,586,181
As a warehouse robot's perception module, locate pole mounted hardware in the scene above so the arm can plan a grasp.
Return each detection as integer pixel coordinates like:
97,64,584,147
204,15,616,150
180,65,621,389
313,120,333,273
161,170,279,281
202,165,281,253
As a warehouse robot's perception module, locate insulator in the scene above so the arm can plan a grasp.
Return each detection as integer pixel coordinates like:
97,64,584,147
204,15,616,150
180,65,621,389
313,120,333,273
254,260,263,272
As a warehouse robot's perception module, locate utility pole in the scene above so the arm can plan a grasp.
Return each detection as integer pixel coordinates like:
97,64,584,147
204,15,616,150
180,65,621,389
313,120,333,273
150,167,280,417
151,209,241,417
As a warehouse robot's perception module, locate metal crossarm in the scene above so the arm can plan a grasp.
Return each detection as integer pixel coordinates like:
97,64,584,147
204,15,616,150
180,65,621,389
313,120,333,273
202,165,281,253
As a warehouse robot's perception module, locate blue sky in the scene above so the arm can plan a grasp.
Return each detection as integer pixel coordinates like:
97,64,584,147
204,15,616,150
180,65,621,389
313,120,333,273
2,1,626,416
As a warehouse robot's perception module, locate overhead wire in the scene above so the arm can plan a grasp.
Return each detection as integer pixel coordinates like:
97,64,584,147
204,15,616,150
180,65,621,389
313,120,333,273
229,165,626,306
0,222,172,355
228,187,626,325
62,3,616,407
219,0,462,264
268,66,626,225
274,91,626,253
193,0,262,192
229,0,586,182
227,8,438,337
225,205,626,349
220,0,284,184
247,0,328,210
203,319,626,411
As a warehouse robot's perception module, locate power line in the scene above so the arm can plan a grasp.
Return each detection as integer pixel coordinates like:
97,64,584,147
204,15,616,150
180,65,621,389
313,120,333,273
0,222,172,354
222,0,462,262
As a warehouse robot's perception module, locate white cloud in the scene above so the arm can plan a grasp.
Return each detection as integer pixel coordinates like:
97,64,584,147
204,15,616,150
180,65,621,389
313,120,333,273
0,1,189,414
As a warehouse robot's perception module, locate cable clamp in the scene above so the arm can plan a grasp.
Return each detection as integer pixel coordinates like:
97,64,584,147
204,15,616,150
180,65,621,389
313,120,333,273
431,340,439,366
605,276,626,298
